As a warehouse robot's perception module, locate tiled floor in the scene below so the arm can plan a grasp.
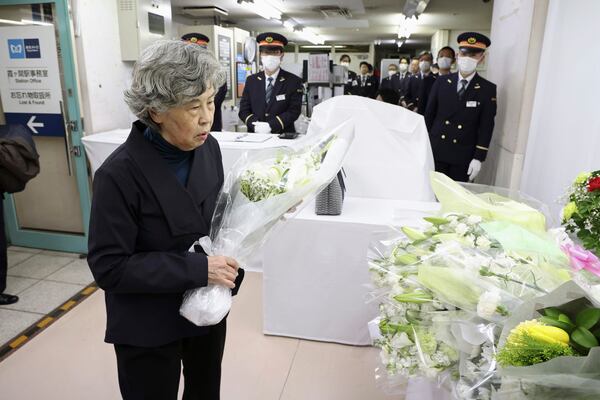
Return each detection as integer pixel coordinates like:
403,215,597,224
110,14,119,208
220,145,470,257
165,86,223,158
0,246,93,347
0,271,401,400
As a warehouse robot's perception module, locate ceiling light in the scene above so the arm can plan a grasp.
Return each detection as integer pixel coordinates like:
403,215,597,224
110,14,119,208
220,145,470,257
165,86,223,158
238,0,282,21
21,19,53,26
282,18,296,32
397,14,418,39
303,28,324,45
301,45,346,49
0,19,25,25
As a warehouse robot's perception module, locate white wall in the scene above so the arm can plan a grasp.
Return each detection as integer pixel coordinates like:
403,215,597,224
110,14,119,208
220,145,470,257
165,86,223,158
74,0,135,134
479,0,547,189
520,0,600,219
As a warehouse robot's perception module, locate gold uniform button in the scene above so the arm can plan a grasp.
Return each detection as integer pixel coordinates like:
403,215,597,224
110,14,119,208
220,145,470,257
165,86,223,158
445,120,450,125
453,139,457,144
441,135,446,139
458,125,463,129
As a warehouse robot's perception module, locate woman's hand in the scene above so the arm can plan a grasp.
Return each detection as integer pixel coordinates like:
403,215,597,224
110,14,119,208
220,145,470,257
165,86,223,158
207,256,239,289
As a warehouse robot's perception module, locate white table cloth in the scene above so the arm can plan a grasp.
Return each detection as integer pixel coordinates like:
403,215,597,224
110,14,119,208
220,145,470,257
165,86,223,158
262,197,440,346
81,130,286,176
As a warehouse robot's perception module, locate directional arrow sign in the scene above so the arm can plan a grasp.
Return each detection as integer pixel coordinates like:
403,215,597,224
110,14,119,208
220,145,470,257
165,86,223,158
27,115,44,134
4,113,66,137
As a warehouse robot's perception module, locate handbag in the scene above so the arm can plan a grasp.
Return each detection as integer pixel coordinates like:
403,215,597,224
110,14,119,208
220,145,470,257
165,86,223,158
315,169,346,215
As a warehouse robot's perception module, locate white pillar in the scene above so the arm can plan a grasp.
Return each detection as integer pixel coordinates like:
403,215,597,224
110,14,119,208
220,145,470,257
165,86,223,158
478,0,549,189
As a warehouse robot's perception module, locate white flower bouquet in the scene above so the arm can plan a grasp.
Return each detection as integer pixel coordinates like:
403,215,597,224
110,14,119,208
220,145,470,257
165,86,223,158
180,121,355,326
368,172,572,398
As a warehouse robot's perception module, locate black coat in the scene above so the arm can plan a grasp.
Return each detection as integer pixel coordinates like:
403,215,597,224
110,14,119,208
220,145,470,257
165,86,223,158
425,72,497,166
356,75,379,99
379,74,397,92
238,69,303,133
417,74,437,115
344,70,358,95
88,120,241,347
211,83,228,132
392,72,411,100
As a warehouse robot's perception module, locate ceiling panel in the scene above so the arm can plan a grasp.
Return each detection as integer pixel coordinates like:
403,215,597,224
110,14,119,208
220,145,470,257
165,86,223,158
171,0,493,45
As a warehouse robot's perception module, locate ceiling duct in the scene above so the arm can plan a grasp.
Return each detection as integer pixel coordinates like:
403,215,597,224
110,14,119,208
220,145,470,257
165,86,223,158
181,6,229,18
317,6,352,18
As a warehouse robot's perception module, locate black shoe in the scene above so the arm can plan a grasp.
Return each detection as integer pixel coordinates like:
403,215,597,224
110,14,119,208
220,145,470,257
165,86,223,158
0,293,19,305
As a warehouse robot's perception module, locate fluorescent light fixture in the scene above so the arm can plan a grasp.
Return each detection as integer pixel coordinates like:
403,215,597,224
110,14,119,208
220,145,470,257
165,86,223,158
282,19,296,31
21,19,54,26
303,28,324,45
0,19,25,25
239,0,281,20
397,15,417,39
301,45,346,49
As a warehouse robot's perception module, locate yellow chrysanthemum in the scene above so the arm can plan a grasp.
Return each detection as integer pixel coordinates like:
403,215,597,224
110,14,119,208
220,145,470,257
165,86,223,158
562,201,578,221
574,172,591,185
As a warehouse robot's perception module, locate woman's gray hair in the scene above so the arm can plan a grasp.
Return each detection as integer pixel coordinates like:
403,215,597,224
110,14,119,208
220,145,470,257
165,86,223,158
124,40,226,131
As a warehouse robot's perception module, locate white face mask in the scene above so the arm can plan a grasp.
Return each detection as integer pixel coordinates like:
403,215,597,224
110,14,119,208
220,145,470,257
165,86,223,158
457,56,479,74
261,55,281,72
388,70,397,77
437,57,453,70
419,60,431,72
340,61,350,67
399,63,408,72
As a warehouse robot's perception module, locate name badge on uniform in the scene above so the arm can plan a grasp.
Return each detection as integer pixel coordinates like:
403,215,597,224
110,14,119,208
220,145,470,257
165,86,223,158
466,101,478,108
352,80,358,86
367,82,372,86
276,94,286,101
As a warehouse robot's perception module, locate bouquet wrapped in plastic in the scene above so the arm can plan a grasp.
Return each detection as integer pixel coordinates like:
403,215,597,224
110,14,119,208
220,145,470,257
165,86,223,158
495,280,600,399
180,122,355,326
368,172,572,399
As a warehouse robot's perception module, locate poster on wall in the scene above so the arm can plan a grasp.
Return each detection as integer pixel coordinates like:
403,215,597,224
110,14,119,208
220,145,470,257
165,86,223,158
236,62,252,98
307,53,330,83
218,34,233,101
0,25,66,137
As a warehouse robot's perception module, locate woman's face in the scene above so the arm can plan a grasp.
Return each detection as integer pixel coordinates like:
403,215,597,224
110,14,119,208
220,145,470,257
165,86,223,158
151,86,216,151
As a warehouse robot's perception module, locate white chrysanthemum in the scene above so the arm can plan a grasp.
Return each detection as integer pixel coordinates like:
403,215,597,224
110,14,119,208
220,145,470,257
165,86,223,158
467,215,483,225
475,236,491,250
476,290,501,319
455,223,469,236
390,332,413,349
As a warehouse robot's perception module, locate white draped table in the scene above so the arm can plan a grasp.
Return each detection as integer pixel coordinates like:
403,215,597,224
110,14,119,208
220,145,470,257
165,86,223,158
81,129,285,176
262,197,440,346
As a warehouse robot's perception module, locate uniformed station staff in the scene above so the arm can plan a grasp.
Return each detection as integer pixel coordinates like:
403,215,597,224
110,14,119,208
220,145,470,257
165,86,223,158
238,32,303,133
181,33,228,132
425,32,497,183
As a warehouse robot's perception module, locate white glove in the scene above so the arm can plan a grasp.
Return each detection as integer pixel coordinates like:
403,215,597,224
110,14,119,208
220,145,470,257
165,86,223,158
467,159,482,182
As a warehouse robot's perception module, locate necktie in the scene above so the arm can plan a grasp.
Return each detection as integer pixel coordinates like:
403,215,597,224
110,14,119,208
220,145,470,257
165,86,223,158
362,75,366,86
458,79,468,100
266,77,274,105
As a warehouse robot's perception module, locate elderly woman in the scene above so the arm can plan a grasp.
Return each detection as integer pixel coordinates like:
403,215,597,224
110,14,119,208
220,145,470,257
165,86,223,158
87,40,243,400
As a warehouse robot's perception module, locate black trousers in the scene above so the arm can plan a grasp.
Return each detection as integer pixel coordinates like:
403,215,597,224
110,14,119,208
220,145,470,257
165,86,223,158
114,318,227,400
0,199,7,293
434,160,469,183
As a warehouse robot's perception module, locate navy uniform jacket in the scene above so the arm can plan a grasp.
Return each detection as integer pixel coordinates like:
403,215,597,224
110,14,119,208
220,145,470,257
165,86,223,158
344,70,358,95
392,72,411,101
211,83,228,132
356,75,379,99
379,74,397,92
417,74,437,115
238,69,303,133
425,72,497,166
88,121,243,347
